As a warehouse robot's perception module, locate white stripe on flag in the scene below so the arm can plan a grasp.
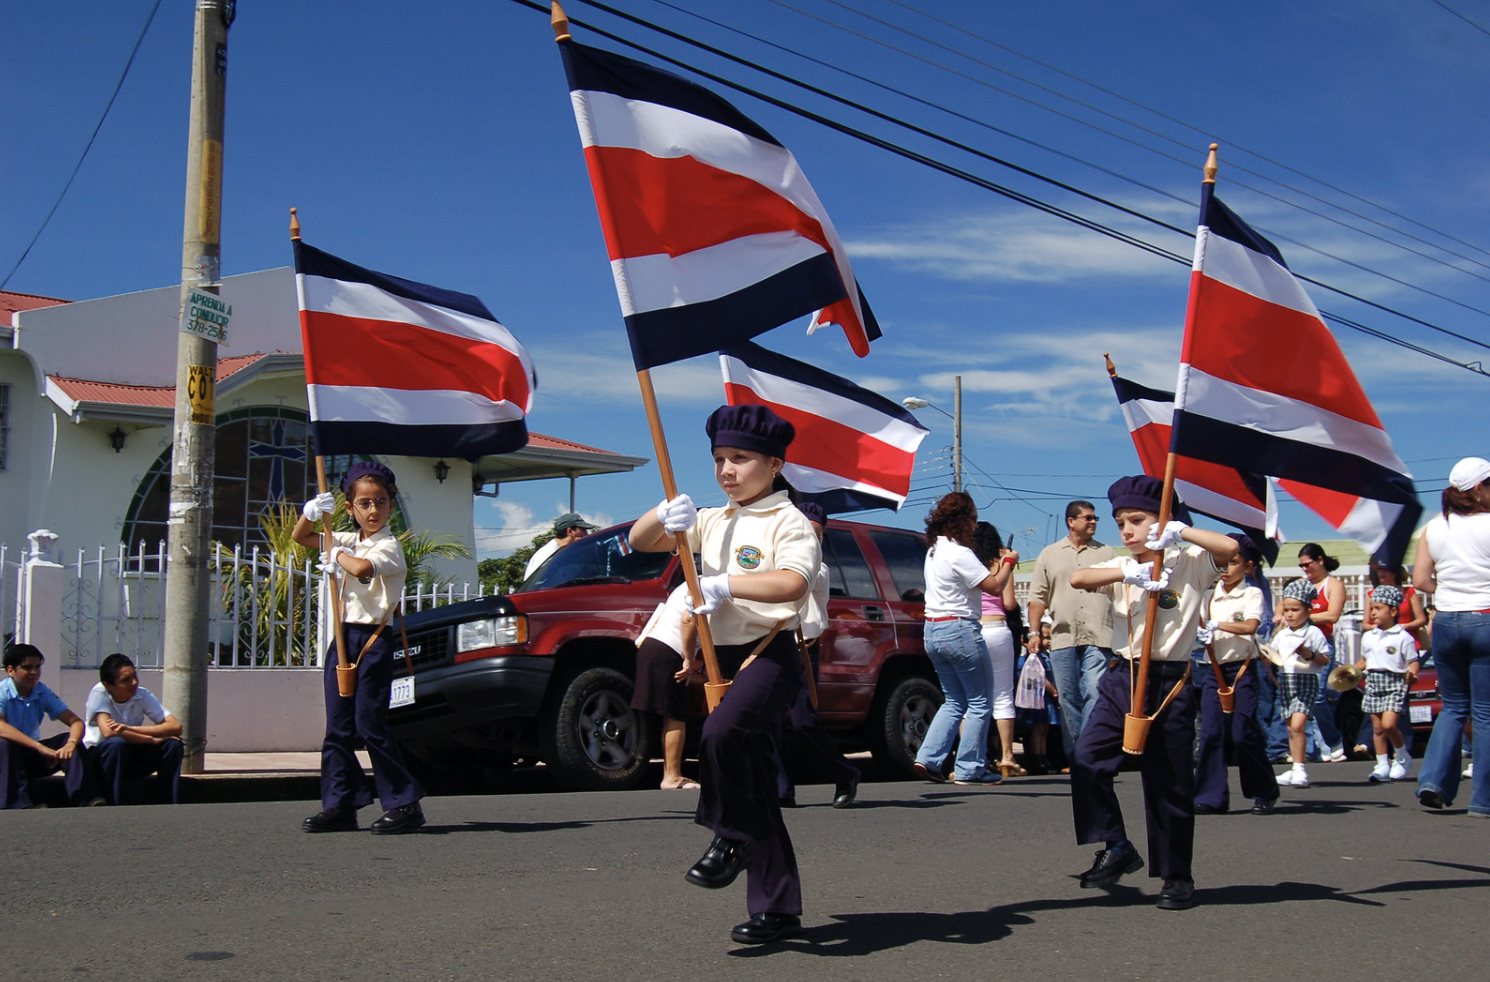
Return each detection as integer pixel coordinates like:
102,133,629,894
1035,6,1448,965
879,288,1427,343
308,385,526,426
613,232,828,315
721,357,927,453
1177,366,1409,474
1119,395,1171,431
1332,496,1403,554
300,275,533,360
1195,228,1321,320
1174,479,1267,530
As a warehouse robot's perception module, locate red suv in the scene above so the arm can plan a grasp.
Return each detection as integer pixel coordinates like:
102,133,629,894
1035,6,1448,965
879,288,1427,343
388,519,938,791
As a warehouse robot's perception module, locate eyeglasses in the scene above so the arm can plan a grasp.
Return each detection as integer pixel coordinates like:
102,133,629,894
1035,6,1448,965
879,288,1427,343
353,497,391,510
1073,515,1098,523
1298,558,1318,568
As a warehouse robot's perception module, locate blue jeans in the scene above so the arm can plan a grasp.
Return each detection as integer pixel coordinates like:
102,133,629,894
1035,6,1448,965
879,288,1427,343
1417,611,1490,814
1049,645,1111,761
918,619,993,781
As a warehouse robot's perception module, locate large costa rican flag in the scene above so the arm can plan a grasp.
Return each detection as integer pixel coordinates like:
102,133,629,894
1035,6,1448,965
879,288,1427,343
294,240,537,458
720,342,927,514
1172,185,1421,565
560,38,880,371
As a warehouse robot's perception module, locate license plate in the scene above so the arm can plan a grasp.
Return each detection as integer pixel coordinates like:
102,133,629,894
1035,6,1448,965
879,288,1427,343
1409,703,1432,724
389,676,415,709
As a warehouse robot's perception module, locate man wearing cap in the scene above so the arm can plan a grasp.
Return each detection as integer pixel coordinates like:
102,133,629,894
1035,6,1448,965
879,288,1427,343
1025,500,1116,765
524,512,600,581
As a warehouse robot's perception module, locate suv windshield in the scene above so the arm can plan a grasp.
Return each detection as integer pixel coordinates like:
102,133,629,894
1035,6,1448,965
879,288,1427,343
520,523,671,591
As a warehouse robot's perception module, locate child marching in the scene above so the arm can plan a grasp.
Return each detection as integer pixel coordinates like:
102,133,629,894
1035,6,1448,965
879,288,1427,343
1272,579,1334,791
1355,585,1420,783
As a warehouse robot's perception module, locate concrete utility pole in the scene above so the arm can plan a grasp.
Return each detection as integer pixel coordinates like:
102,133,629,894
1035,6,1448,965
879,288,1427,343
952,374,962,494
162,0,234,774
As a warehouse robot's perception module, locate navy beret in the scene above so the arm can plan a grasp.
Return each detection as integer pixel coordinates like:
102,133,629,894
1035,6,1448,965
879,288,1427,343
796,501,827,527
341,460,397,494
1227,531,1262,565
706,404,795,459
1107,474,1192,525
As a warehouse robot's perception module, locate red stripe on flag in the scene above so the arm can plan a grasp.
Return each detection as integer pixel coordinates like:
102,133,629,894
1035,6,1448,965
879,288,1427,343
1183,273,1383,427
812,295,871,359
1277,479,1357,526
301,311,533,406
583,146,830,262
723,382,913,495
1132,419,1265,508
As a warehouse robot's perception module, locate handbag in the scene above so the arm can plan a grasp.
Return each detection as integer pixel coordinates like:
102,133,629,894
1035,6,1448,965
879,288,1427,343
1015,653,1047,710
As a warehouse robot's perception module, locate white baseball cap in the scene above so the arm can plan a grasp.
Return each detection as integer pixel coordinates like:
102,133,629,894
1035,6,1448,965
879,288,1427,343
1449,456,1490,491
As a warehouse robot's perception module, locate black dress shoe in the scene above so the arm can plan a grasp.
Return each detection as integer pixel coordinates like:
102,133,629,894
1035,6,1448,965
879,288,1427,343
832,770,860,809
685,836,752,889
1193,803,1224,815
369,804,425,835
303,807,358,833
1157,877,1196,910
1078,842,1144,888
1250,795,1278,815
730,912,801,944
1419,789,1446,810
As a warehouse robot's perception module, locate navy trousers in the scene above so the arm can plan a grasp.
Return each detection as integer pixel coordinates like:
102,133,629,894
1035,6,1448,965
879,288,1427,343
1,733,91,809
1072,660,1197,881
697,633,803,917
1194,661,1278,810
774,640,857,802
321,623,424,813
93,736,183,805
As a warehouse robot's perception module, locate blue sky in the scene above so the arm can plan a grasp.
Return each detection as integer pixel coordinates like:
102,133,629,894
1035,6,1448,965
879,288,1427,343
5,1,1487,561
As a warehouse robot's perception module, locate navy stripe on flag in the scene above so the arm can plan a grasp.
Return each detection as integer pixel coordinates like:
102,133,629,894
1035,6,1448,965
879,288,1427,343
311,419,529,459
1111,374,1176,408
721,341,922,426
1199,186,1287,268
294,240,497,323
625,253,845,370
560,39,782,148
800,487,902,516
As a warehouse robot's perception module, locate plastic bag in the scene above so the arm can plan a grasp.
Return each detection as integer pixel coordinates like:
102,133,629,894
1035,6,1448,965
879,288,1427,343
1015,653,1047,710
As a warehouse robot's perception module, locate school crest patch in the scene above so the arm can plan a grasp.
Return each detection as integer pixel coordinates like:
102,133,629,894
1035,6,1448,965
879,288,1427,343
1157,588,1180,610
735,545,764,570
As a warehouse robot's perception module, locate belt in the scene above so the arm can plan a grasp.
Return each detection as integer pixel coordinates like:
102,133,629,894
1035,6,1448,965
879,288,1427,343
926,615,967,622
1120,658,1191,680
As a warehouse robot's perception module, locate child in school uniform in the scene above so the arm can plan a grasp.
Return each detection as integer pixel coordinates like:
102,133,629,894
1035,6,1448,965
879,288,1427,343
1068,475,1238,912
1273,579,1334,790
629,404,820,945
1354,585,1420,783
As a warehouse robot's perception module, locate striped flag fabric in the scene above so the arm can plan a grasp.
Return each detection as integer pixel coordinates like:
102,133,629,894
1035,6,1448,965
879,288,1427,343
1171,185,1421,565
293,240,537,458
1112,371,1281,563
560,38,880,371
719,342,927,514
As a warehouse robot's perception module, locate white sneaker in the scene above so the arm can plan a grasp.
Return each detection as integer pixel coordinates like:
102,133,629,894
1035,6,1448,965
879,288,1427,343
1389,759,1409,781
1464,761,1474,779
1368,762,1391,783
1277,768,1309,788
1327,746,1348,763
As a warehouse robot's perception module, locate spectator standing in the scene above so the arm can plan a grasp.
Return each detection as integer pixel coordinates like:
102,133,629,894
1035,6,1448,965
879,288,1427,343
1295,543,1347,761
524,513,600,580
974,522,1022,778
1026,501,1116,765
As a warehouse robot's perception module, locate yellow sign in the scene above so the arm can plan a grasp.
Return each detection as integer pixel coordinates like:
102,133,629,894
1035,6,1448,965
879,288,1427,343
187,365,215,425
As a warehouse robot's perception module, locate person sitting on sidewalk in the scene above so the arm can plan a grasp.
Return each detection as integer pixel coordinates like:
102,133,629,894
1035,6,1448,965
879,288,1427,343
0,642,94,808
82,653,184,805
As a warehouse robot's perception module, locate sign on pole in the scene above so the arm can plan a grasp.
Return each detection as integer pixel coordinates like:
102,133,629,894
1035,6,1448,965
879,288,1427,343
180,288,232,344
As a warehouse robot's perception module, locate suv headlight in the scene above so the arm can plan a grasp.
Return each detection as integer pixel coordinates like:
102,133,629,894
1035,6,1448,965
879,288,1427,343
456,616,527,652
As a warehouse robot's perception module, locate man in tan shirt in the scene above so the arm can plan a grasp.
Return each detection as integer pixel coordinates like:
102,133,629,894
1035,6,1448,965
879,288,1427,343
1026,500,1116,764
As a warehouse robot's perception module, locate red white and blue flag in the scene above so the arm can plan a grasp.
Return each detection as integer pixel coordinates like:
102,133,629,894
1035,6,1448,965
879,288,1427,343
719,342,927,514
293,240,537,458
560,39,880,370
1171,186,1421,565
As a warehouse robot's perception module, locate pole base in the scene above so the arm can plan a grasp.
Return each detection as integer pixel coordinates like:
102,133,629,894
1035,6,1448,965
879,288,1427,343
1218,687,1236,714
704,680,731,713
1121,712,1152,755
336,664,357,698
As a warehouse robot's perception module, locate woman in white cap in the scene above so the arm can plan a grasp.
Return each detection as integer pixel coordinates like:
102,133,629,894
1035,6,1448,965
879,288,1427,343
1413,456,1490,815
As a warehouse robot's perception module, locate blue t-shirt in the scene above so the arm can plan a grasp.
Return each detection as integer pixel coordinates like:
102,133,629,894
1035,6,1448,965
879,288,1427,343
0,678,71,740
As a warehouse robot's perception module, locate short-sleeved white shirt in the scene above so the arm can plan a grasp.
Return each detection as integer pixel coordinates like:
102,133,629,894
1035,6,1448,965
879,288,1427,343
330,525,407,624
685,491,819,645
1424,512,1490,611
1361,624,1419,674
923,537,991,619
1094,544,1223,662
82,683,171,748
1209,581,1264,663
1274,623,1332,675
637,584,694,655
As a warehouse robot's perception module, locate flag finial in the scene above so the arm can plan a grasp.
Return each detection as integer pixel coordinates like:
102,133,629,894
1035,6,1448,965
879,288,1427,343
289,207,301,241
552,1,571,41
1203,144,1219,184
1104,352,1116,378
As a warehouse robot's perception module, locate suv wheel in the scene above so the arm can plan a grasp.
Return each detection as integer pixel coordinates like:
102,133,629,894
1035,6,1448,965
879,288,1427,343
869,675,943,779
541,666,651,792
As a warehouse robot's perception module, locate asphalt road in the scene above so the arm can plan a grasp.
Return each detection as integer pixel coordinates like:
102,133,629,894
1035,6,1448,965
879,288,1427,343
7,766,1484,982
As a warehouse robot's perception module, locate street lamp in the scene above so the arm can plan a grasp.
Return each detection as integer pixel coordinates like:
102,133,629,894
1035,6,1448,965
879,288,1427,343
902,375,962,492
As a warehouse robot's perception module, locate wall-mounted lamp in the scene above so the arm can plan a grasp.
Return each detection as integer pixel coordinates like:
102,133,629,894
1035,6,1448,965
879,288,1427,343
433,459,450,484
109,426,128,453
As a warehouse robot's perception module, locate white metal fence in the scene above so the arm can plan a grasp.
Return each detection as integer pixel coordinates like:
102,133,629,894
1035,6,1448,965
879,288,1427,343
16,540,480,670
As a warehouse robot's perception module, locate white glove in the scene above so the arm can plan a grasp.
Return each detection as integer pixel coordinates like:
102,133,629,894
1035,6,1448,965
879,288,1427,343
655,494,698,533
317,545,349,579
1120,558,1170,593
1195,619,1219,646
302,492,336,522
691,574,733,615
1145,519,1190,551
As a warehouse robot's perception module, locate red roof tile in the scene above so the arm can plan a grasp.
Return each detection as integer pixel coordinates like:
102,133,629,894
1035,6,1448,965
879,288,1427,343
1,290,69,323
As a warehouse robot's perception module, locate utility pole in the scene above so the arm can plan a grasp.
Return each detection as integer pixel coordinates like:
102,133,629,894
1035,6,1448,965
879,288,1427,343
162,0,234,774
952,374,962,493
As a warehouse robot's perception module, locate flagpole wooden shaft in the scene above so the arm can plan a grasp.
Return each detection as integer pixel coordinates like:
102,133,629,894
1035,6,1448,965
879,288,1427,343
635,369,728,704
1132,451,1178,714
315,456,353,688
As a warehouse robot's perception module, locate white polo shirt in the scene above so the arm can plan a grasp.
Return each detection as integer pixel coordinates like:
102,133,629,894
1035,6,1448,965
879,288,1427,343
1209,581,1264,664
1361,624,1419,674
330,525,407,624
1095,543,1223,662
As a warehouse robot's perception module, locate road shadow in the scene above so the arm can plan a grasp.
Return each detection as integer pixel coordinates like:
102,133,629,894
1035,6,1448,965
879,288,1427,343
418,812,694,835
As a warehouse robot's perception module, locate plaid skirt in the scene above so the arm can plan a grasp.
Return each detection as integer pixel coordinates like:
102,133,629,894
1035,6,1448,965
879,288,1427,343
1362,669,1409,714
1279,672,1321,718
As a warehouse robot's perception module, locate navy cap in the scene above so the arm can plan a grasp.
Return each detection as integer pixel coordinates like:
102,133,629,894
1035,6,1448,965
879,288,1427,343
796,501,827,527
1107,474,1193,525
1227,532,1262,565
340,461,397,494
705,404,795,459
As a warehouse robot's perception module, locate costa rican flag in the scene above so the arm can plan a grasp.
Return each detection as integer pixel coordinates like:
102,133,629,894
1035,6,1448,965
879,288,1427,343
1171,185,1421,566
294,240,537,458
1112,371,1281,563
560,38,880,371
719,342,927,514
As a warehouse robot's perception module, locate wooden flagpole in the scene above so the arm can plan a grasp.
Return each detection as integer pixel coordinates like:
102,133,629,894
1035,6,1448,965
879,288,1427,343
291,208,355,697
552,2,730,710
